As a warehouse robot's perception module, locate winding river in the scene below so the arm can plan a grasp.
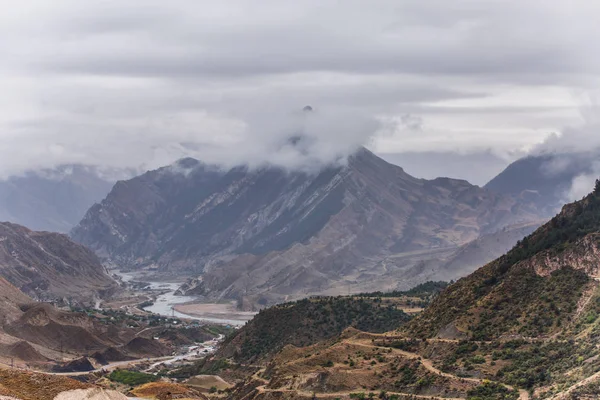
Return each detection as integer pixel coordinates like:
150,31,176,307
114,271,251,326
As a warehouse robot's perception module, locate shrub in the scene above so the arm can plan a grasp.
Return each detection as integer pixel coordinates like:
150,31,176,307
108,369,157,386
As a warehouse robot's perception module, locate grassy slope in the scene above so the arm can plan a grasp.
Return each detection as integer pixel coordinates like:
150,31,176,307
219,296,412,363
408,188,600,340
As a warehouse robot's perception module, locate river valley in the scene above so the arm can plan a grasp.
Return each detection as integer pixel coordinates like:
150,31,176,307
113,270,256,326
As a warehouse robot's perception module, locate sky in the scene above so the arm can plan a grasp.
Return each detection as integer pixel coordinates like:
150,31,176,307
1,0,600,183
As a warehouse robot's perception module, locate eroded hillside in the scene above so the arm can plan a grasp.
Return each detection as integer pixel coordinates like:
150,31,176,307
0,222,118,303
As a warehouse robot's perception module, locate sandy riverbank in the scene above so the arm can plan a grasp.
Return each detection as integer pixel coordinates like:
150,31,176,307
173,302,256,325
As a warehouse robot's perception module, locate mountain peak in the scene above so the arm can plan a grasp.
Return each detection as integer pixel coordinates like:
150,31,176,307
72,149,542,307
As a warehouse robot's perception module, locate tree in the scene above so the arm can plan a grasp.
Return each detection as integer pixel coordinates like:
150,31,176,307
594,178,600,195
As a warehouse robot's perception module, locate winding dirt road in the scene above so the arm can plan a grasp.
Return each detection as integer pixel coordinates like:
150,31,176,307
247,337,529,400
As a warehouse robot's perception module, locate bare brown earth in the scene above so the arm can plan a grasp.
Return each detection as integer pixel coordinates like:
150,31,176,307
187,374,233,391
0,222,118,303
132,382,207,399
226,330,477,399
0,367,90,400
54,388,128,400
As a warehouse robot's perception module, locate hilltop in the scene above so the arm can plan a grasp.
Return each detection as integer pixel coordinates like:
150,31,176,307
175,283,446,381
220,282,449,364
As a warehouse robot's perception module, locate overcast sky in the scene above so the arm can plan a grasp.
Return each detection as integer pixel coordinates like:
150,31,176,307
1,0,600,182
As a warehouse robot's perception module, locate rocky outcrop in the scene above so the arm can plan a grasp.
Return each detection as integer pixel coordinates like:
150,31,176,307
527,233,600,278
174,277,205,296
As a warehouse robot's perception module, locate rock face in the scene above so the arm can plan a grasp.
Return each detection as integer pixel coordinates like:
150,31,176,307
0,165,117,233
0,222,118,303
174,277,205,296
72,148,542,305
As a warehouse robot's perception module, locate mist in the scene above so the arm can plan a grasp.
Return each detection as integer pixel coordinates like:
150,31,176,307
531,100,600,202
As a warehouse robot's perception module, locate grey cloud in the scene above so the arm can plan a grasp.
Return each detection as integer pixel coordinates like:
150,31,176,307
0,0,599,178
9,1,598,82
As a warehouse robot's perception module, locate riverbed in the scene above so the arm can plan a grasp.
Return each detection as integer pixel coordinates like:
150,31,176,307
113,270,255,326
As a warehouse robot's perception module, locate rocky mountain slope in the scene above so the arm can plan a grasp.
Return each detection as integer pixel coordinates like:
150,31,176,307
0,222,118,303
409,183,600,340
431,220,542,282
485,151,599,217
210,182,600,400
72,148,541,306
0,276,31,325
0,165,117,233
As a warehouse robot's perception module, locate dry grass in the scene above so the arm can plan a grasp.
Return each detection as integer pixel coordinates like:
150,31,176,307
0,368,90,400
131,381,206,399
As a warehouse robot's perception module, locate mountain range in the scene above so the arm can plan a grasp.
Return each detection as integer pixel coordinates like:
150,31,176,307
4,148,596,310
485,150,600,217
71,148,543,307
206,181,600,400
0,165,117,233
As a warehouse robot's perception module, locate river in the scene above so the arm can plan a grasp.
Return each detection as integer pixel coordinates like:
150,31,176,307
114,271,251,326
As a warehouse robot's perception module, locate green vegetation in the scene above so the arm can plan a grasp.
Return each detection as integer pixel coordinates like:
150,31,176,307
349,393,366,399
495,340,597,389
219,295,412,363
108,369,157,386
466,381,518,400
394,364,418,386
469,267,588,340
359,281,449,300
437,337,599,392
409,188,600,340
497,189,600,275
196,358,230,374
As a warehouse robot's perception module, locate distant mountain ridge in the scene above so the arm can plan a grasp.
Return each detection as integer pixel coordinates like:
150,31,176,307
72,148,543,306
485,150,600,217
0,165,118,233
